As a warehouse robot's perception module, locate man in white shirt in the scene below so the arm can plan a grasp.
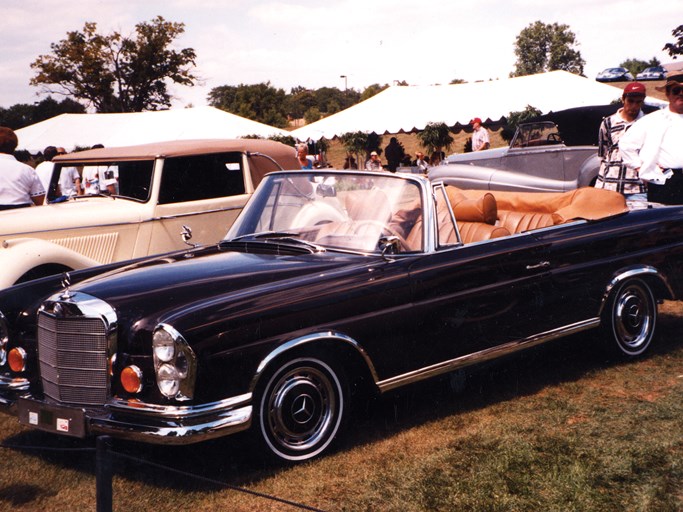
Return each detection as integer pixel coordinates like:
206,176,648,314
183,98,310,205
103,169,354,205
470,117,490,151
0,127,45,209
35,146,58,190
620,72,683,204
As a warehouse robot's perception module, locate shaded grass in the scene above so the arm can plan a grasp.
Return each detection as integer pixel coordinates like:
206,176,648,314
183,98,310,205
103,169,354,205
1,303,682,511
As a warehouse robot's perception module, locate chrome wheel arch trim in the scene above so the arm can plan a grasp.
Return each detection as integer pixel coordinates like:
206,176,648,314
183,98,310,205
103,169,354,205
600,266,674,316
251,331,380,393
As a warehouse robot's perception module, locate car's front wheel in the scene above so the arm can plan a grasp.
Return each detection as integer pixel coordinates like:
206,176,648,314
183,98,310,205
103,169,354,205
602,278,657,357
256,357,347,462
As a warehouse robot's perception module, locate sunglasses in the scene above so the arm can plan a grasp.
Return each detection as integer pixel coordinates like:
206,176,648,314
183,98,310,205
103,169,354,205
669,85,683,96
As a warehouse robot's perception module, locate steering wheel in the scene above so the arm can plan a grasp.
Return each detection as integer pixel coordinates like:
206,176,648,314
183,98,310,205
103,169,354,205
547,133,562,143
351,220,410,252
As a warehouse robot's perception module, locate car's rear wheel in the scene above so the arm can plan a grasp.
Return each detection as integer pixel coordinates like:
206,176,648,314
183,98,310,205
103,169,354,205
256,357,347,462
602,278,657,357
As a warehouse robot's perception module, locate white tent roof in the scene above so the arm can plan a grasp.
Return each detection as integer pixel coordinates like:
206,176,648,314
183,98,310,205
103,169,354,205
16,106,290,153
292,71,667,140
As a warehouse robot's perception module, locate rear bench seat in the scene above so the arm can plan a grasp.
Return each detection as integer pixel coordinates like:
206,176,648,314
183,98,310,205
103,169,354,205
455,186,628,234
442,189,510,243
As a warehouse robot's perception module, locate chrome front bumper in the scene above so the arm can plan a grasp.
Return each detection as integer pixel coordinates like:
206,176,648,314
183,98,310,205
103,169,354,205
93,394,253,444
0,375,30,412
6,389,252,444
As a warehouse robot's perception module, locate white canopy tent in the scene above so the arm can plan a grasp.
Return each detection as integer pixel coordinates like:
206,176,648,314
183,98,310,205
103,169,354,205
16,106,291,153
292,71,667,141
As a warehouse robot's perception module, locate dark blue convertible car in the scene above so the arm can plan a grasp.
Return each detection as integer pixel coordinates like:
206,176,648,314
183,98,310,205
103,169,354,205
0,169,682,462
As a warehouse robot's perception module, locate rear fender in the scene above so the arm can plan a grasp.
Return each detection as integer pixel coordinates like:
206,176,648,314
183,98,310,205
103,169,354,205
577,154,601,188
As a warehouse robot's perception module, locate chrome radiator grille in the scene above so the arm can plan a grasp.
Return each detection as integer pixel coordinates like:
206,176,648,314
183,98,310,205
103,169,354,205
38,312,110,405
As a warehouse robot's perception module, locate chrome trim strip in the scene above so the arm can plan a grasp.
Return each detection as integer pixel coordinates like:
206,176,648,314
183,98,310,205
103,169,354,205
252,331,380,390
155,205,243,220
377,318,600,392
108,392,252,419
5,206,243,238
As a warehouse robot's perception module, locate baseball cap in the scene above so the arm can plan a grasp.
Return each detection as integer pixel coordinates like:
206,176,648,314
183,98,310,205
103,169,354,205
470,117,482,125
623,82,646,97
370,151,378,156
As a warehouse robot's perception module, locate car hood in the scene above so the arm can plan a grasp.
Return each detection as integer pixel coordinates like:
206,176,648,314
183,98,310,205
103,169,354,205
0,197,144,237
71,245,371,332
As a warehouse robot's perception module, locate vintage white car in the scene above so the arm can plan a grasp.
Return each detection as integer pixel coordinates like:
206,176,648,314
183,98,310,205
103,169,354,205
0,139,298,288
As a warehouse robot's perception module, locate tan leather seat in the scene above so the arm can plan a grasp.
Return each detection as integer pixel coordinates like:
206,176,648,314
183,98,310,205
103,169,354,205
440,188,511,244
457,222,511,244
497,210,555,233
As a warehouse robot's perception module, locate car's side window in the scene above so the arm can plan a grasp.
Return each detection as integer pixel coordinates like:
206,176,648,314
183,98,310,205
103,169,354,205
158,152,245,204
117,161,154,201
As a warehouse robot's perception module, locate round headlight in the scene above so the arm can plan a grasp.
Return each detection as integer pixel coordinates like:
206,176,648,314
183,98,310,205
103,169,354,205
153,329,175,363
157,364,180,397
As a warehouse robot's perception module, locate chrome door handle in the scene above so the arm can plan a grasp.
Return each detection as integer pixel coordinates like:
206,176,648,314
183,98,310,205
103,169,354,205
526,261,550,270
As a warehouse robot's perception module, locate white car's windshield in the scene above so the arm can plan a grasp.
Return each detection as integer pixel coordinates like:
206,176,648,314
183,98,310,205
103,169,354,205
227,171,424,253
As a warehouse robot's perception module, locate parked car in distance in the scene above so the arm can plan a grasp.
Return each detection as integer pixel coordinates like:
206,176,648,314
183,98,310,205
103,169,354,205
596,67,634,82
1,169,682,462
636,66,667,81
439,121,600,192
0,139,298,288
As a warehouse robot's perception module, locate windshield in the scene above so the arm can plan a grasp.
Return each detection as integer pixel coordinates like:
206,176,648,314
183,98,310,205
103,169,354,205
511,122,563,149
226,171,424,253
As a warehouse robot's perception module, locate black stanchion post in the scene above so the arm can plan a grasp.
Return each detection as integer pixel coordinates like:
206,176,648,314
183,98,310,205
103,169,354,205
96,435,113,512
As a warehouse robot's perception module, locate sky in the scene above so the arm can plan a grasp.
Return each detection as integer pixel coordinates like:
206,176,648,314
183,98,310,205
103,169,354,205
2,0,681,110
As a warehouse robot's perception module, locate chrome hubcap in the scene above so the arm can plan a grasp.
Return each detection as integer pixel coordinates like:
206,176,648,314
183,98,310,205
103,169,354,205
262,361,341,458
614,283,653,351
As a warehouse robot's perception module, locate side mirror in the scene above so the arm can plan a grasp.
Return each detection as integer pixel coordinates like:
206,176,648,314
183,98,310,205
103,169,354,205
181,225,194,247
181,225,198,258
379,235,401,259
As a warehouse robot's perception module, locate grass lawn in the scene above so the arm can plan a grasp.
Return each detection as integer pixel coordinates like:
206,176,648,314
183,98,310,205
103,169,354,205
1,301,681,511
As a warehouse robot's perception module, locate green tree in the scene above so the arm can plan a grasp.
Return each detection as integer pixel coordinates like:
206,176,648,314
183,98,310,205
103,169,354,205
501,105,543,141
285,87,317,119
417,122,454,155
511,21,585,77
208,82,289,128
0,96,85,130
620,57,661,76
339,131,368,168
360,84,389,102
339,131,383,166
304,107,322,124
664,24,683,59
30,16,197,112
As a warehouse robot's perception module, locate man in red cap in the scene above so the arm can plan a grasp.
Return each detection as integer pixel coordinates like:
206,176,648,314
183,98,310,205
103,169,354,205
620,73,683,204
470,117,490,151
594,81,647,199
